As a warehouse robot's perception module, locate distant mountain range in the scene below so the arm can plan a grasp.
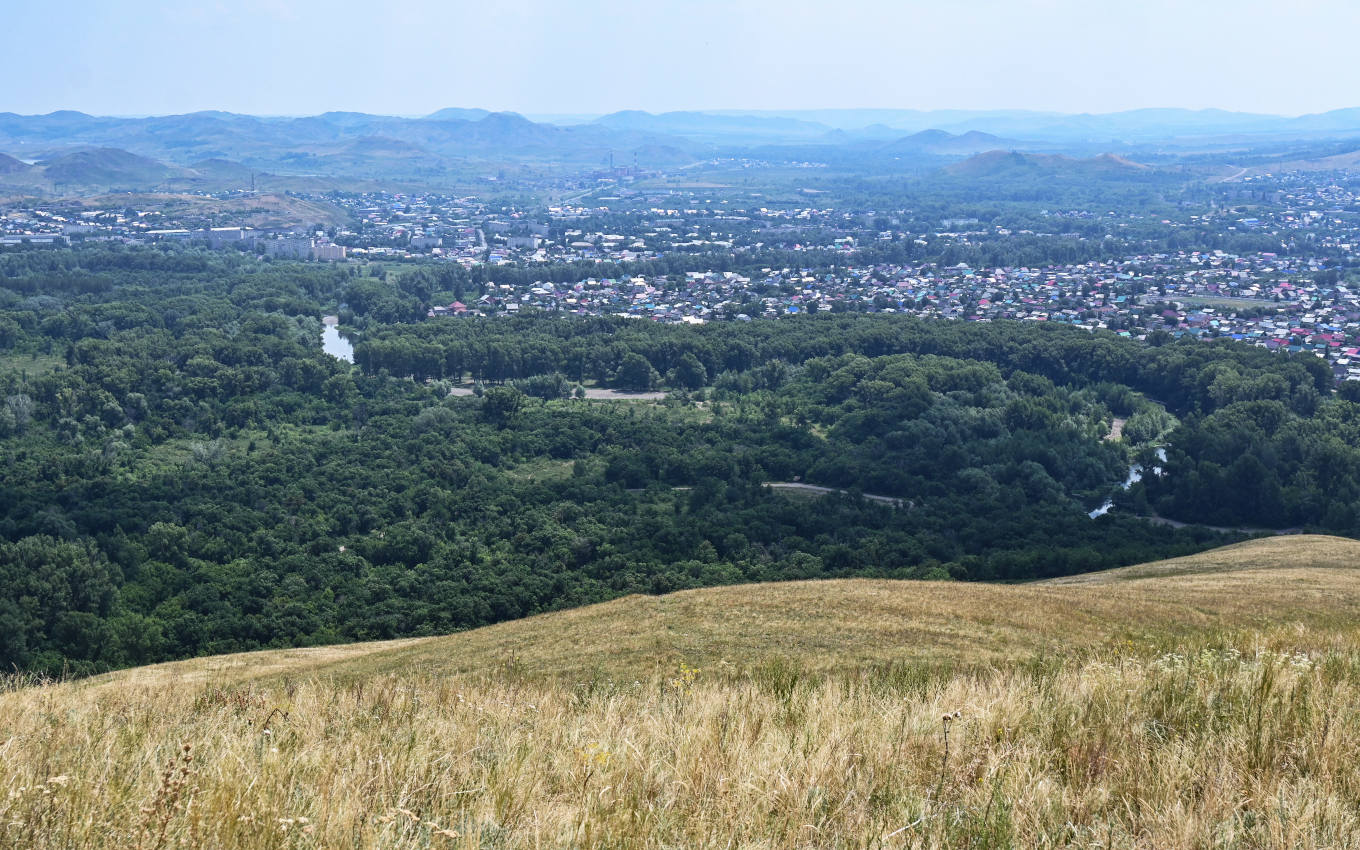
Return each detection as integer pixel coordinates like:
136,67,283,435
0,110,704,184
673,107,1360,144
2,105,1360,195
592,110,833,144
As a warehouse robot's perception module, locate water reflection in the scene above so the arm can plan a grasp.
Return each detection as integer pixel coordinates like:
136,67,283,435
321,316,353,363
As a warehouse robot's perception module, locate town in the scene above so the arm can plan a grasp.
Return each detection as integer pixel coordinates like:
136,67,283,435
5,167,1360,381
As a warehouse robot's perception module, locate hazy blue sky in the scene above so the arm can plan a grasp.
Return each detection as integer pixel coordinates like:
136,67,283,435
5,0,1358,117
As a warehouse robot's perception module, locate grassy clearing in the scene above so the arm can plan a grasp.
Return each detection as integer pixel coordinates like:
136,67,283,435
0,351,64,378
128,433,260,477
5,535,1360,848
122,424,333,480
1176,294,1278,311
503,456,575,484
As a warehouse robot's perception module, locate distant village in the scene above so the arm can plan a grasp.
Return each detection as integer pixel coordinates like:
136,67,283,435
6,169,1360,381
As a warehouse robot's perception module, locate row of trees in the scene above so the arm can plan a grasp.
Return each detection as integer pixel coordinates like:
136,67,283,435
353,313,1332,416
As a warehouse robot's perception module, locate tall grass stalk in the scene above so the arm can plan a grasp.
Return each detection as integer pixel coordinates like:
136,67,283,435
3,641,1359,848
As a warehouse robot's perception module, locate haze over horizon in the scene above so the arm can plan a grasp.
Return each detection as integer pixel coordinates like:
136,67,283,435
6,0,1360,119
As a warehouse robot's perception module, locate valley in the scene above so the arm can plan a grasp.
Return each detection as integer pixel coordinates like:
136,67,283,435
7,1,1360,844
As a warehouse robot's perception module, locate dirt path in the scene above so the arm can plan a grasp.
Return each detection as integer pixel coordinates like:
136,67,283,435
1105,418,1126,441
582,388,666,400
445,386,666,400
765,482,909,508
1140,513,1301,537
623,483,908,508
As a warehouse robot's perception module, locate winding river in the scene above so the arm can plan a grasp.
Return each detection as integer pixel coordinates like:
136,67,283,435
1089,448,1167,519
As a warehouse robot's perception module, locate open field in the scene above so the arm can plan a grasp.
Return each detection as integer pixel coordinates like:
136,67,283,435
1174,294,1277,311
0,351,64,378
64,192,352,229
4,535,1360,848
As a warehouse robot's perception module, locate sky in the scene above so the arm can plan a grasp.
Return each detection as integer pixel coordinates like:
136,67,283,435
4,0,1359,118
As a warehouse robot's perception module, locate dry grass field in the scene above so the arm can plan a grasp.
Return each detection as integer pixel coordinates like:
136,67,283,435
69,193,351,229
4,535,1360,848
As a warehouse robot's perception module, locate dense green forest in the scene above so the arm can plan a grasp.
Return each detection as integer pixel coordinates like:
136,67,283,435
0,246,1355,674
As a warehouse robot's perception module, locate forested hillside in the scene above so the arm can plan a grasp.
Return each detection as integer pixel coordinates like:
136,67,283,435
0,245,1355,674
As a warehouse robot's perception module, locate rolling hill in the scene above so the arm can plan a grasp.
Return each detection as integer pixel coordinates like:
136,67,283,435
0,147,201,192
96,534,1360,689
0,148,257,193
1226,145,1360,179
59,191,352,230
881,129,1016,156
423,107,493,122
943,149,1155,180
9,535,1360,849
0,152,30,174
0,146,438,195
38,147,192,186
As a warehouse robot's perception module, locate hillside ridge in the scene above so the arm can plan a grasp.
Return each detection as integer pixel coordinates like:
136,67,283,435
92,534,1360,690
944,149,1156,178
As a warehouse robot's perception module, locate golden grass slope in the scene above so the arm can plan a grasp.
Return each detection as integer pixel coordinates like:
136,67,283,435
1041,533,1353,583
4,534,1360,849
99,534,1360,690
